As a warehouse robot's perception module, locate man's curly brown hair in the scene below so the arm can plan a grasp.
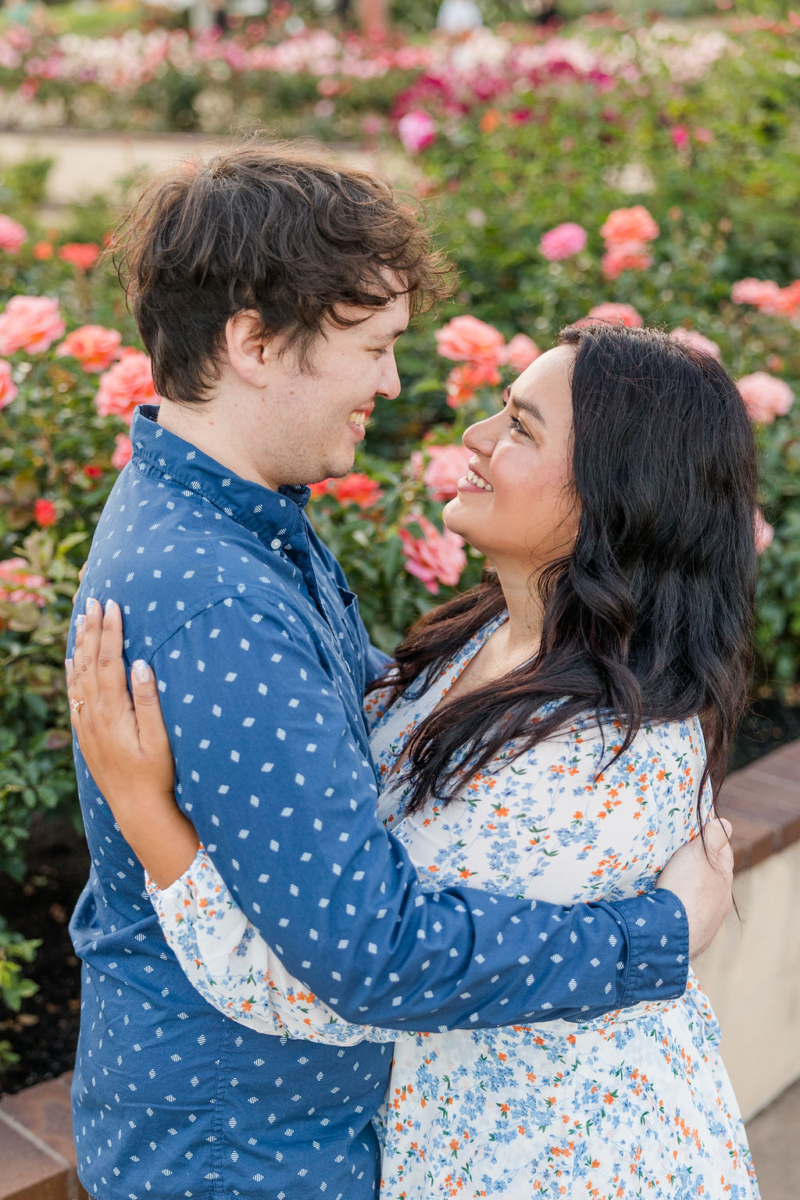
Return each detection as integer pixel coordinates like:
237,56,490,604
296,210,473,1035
111,140,455,404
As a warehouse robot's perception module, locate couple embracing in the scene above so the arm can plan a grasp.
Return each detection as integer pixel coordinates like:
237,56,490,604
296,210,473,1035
66,143,760,1199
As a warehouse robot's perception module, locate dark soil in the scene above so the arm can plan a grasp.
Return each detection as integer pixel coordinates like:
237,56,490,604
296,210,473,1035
2,698,799,1098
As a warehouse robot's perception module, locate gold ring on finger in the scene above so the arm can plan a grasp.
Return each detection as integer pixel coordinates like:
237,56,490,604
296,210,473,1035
70,698,85,714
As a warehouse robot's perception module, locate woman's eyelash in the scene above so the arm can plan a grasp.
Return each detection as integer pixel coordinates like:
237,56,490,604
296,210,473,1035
509,414,526,434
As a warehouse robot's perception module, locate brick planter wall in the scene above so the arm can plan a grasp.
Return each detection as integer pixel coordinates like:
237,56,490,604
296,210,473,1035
2,740,799,1198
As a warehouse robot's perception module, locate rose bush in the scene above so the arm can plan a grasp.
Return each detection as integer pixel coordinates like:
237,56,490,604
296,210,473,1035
2,4,800,1058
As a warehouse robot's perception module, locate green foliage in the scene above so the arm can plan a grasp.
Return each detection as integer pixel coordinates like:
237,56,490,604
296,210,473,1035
0,915,40,1067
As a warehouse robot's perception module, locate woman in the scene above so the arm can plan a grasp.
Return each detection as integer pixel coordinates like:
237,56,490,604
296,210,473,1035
68,323,760,1198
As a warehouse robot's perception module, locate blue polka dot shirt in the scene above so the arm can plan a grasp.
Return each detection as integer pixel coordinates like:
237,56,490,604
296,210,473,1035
68,406,689,1200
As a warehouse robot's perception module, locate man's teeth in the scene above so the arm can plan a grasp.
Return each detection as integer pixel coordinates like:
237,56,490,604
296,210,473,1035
466,469,493,492
349,411,369,428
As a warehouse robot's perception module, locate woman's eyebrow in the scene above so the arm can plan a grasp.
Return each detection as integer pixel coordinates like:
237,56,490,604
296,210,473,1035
508,388,547,427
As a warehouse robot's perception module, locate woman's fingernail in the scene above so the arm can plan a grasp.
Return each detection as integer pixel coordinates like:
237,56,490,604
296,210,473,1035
86,598,97,615
133,660,151,682
76,614,85,632
105,598,116,615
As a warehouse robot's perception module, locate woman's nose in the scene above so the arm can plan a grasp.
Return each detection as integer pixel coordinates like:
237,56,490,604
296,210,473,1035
463,412,500,458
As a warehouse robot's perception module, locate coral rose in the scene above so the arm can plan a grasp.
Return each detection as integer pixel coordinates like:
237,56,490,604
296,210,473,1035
32,241,53,261
600,205,660,245
422,444,472,501
111,434,133,471
58,242,100,271
95,351,159,423
33,498,57,527
0,215,27,253
397,111,437,154
586,302,643,328
503,333,540,372
436,315,506,365
754,509,774,555
737,372,794,423
0,558,47,606
669,328,721,359
400,515,466,594
445,361,502,408
309,473,383,509
758,281,800,318
58,325,123,373
600,243,653,280
0,359,17,409
539,222,587,262
0,295,66,355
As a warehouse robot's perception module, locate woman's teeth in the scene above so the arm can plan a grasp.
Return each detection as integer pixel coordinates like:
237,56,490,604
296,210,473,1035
349,411,369,428
466,469,493,492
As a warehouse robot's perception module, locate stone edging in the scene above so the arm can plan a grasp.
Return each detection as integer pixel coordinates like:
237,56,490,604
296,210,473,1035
718,740,800,870
0,1072,87,1199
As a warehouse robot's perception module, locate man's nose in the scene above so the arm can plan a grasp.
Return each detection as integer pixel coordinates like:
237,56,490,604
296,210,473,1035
378,354,402,400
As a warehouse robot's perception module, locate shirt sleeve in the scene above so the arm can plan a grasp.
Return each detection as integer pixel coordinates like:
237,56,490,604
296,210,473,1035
146,848,400,1045
148,595,689,1030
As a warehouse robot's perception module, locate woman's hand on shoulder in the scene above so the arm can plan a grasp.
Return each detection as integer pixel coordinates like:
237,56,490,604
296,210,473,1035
66,597,200,887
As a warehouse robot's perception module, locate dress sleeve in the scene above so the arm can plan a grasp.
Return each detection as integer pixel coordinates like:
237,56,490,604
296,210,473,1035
147,848,399,1044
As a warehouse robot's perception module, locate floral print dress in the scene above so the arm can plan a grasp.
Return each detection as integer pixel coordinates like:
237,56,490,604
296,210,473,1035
148,613,759,1200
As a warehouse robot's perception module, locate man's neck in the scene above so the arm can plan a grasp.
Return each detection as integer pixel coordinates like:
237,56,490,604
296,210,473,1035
156,398,279,492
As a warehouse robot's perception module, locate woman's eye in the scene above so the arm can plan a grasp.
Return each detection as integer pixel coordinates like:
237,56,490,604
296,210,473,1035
509,414,527,435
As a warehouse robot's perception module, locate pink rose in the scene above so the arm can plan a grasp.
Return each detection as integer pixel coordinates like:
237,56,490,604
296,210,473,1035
58,325,123,373
503,333,540,372
96,351,159,423
111,433,133,470
669,328,721,359
600,243,653,280
737,372,794,423
539,222,587,262
0,215,27,253
731,278,782,309
422,444,472,501
0,557,47,606
445,361,502,408
586,302,643,328
0,295,66,355
397,110,437,154
694,127,714,144
400,515,466,594
670,125,690,148
600,206,660,246
435,315,506,365
754,509,774,555
0,359,17,408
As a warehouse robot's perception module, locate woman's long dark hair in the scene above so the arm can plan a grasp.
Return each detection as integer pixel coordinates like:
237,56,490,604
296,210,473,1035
376,323,759,823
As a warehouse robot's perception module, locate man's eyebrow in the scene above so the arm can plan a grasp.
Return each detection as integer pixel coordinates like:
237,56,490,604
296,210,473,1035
507,388,547,427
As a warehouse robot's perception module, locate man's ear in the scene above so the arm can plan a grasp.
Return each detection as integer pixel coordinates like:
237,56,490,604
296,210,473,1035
224,310,276,386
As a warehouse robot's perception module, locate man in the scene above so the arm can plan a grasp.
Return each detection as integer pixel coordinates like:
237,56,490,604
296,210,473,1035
67,144,733,1200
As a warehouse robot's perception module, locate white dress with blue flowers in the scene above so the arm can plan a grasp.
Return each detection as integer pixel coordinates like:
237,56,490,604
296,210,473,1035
148,613,759,1199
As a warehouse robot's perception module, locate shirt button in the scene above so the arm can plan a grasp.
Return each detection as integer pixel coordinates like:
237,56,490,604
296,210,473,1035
270,538,281,550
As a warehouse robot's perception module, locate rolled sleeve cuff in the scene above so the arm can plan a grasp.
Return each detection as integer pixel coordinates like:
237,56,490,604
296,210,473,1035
145,845,208,917
613,889,690,1006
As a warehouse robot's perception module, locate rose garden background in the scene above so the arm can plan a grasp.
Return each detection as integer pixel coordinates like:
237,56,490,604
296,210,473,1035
1,0,800,1091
